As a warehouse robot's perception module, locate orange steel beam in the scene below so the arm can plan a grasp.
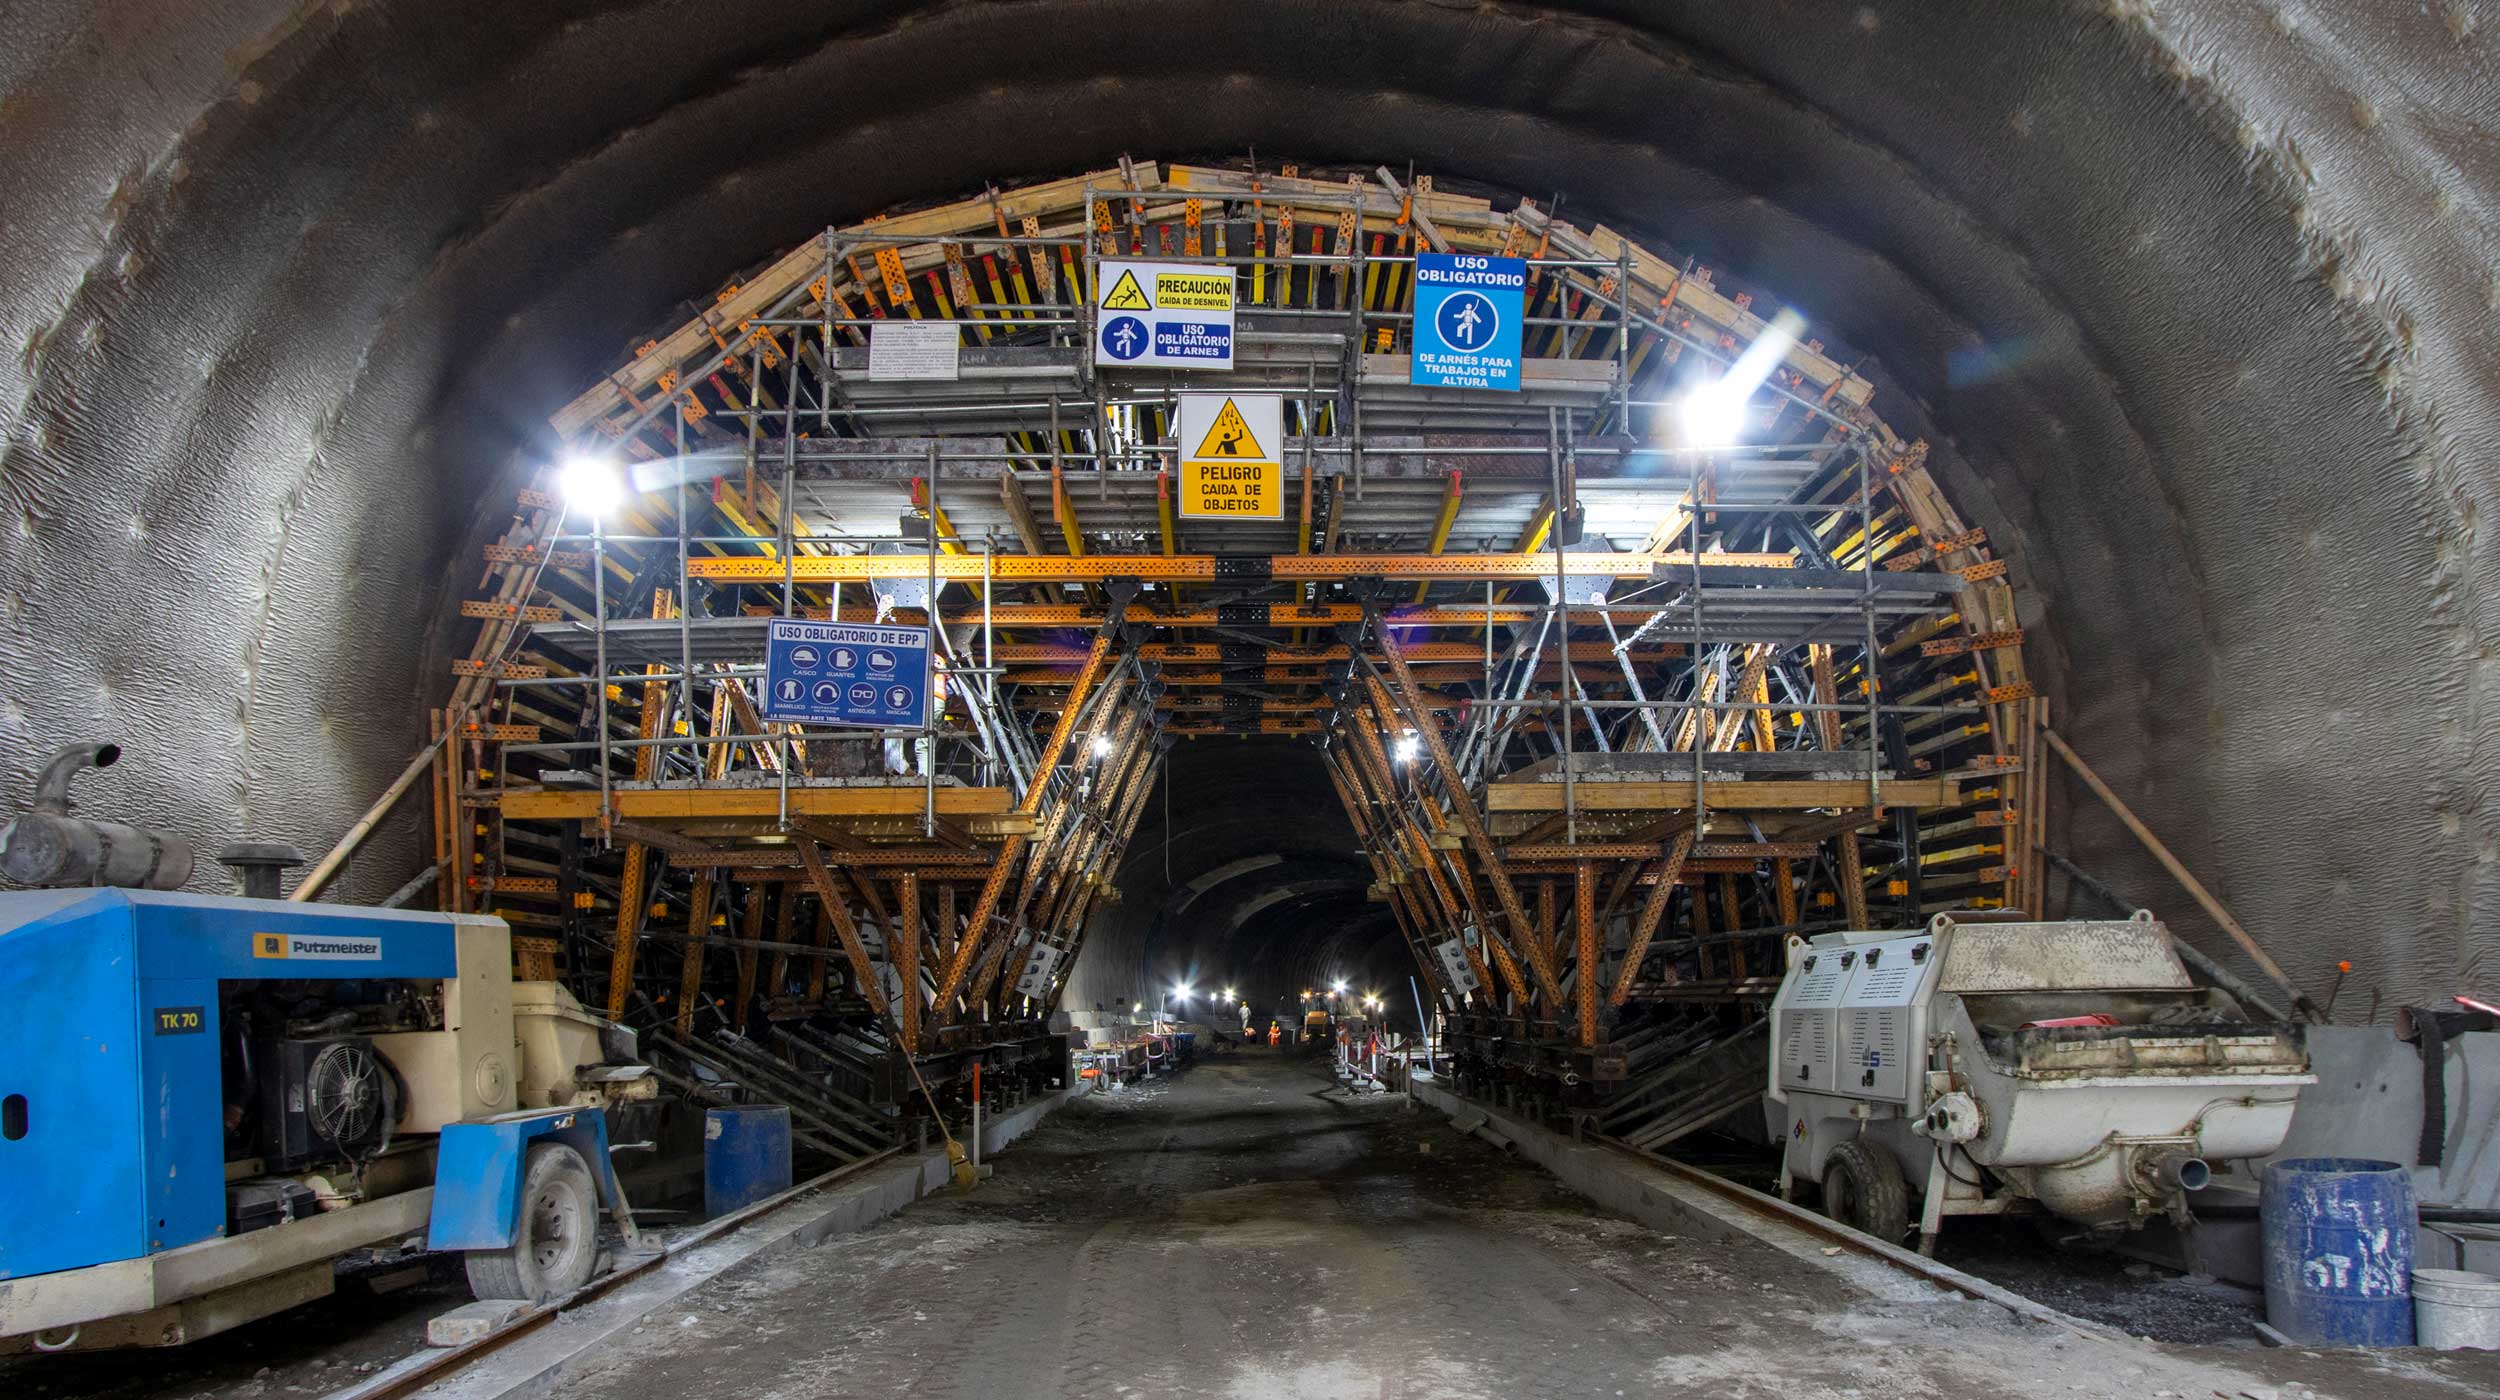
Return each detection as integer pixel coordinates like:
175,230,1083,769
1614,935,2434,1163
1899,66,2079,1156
1810,644,1872,928
604,592,674,1019
1576,860,1599,1047
1003,659,1670,688
1344,712,1525,1005
688,551,1788,584
666,846,994,868
795,838,890,1020
1610,832,1695,1005
987,641,1668,665
1372,635,1560,1005
1413,470,1463,605
821,602,1693,631
935,633,1116,1007
1166,719,1323,735
1318,747,1457,1005
672,871,715,1034
896,872,922,1053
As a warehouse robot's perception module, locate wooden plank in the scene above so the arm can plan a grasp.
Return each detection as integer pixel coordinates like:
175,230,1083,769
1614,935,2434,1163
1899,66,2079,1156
687,550,1790,585
551,167,1122,437
500,786,1012,821
1486,778,1957,813
667,846,994,869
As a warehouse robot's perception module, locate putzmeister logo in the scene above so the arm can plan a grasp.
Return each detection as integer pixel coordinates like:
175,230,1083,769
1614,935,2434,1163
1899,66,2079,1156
252,932,383,961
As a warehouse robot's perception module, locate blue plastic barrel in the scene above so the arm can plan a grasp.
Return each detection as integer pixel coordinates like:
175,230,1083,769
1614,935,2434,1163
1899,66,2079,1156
2261,1157,2416,1345
704,1105,793,1218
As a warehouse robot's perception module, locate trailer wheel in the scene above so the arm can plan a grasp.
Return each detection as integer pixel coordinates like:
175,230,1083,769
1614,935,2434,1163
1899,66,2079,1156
465,1142,600,1301
1821,1141,1910,1243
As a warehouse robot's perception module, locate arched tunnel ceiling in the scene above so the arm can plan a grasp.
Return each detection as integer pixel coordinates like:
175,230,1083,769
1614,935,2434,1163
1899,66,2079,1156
1,2,2493,1005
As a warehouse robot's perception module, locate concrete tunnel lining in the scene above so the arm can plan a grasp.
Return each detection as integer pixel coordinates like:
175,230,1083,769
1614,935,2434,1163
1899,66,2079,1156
1,2,2494,1008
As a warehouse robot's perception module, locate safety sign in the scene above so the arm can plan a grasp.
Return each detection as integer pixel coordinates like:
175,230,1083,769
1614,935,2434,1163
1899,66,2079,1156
1175,392,1283,519
1095,260,1234,370
1410,252,1527,392
759,618,932,729
867,321,960,382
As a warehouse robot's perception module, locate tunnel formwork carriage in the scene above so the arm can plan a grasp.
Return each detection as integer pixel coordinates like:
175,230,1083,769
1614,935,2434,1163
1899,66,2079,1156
431,159,2038,1146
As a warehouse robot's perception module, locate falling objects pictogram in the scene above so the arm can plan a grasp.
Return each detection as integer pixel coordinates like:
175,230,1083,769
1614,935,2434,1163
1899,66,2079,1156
1190,397,1266,460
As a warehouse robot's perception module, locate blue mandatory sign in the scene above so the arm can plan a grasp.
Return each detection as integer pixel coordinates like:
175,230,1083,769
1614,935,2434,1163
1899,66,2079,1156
761,618,932,729
1410,252,1527,392
1101,314,1149,361
1151,320,1232,361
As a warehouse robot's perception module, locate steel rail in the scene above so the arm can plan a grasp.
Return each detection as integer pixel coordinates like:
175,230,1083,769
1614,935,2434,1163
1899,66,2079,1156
322,1145,903,1400
1594,1133,2113,1336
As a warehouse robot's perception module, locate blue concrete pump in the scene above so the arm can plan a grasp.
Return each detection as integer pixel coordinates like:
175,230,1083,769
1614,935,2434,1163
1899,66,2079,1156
0,885,645,1353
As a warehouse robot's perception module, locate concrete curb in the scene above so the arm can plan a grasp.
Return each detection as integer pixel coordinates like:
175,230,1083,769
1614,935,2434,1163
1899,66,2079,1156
358,1084,1081,1400
1408,1079,2105,1328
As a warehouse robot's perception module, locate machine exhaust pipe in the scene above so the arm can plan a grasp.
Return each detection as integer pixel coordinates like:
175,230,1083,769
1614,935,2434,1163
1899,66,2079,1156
2140,1151,2211,1194
32,742,120,810
1,742,194,890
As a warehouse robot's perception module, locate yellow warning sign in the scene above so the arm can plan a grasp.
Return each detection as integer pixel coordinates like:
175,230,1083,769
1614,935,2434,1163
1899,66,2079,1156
1177,392,1282,520
1153,271,1234,312
1100,268,1152,311
1183,459,1280,518
1190,397,1266,461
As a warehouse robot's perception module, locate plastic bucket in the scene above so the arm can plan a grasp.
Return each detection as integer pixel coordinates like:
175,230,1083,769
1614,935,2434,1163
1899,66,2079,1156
703,1104,793,1217
2261,1157,2416,1346
2414,1269,2500,1350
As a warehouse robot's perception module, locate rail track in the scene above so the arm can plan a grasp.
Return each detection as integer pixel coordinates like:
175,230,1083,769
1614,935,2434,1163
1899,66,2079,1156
322,1148,900,1400
1596,1132,2118,1336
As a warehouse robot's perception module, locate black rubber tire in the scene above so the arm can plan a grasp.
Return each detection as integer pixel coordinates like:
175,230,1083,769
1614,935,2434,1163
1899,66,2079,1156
1821,1140,1911,1243
464,1142,601,1302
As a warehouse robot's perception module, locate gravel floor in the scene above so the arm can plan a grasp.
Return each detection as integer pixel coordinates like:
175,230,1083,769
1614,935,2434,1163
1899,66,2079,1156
14,1057,2498,1399
532,1054,2500,1400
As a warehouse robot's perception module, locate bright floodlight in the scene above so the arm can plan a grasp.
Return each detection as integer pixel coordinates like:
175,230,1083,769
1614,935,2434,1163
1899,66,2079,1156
1676,387,1748,447
1172,983,1190,999
1391,733,1421,764
1331,980,1348,995
1675,309,1807,447
557,453,625,520
1222,986,1236,1002
1091,734,1115,758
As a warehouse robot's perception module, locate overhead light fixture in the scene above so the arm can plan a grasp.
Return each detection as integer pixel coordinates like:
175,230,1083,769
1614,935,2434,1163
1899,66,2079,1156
1091,734,1115,758
1172,983,1190,1000
1391,732,1421,764
1675,309,1807,448
1222,986,1236,1002
557,453,626,520
1331,980,1348,996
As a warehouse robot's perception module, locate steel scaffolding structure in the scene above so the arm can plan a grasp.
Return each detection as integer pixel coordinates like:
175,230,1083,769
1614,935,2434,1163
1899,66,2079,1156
428,158,2039,1145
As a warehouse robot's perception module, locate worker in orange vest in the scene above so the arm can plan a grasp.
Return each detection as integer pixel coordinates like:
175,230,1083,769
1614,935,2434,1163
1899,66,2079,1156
1266,1021,1282,1047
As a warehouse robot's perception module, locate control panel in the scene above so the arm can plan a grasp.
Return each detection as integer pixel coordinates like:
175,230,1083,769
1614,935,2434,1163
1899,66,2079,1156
1771,931,1946,1105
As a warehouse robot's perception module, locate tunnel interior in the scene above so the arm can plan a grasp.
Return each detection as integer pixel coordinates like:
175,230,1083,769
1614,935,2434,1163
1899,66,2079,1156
9,8,2500,1391
4,1,2496,1015
9,0,2490,1015
1072,738,1409,1027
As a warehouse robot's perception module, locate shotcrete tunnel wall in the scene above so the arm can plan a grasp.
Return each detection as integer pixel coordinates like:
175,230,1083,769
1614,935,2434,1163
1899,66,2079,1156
1,2,2492,1007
